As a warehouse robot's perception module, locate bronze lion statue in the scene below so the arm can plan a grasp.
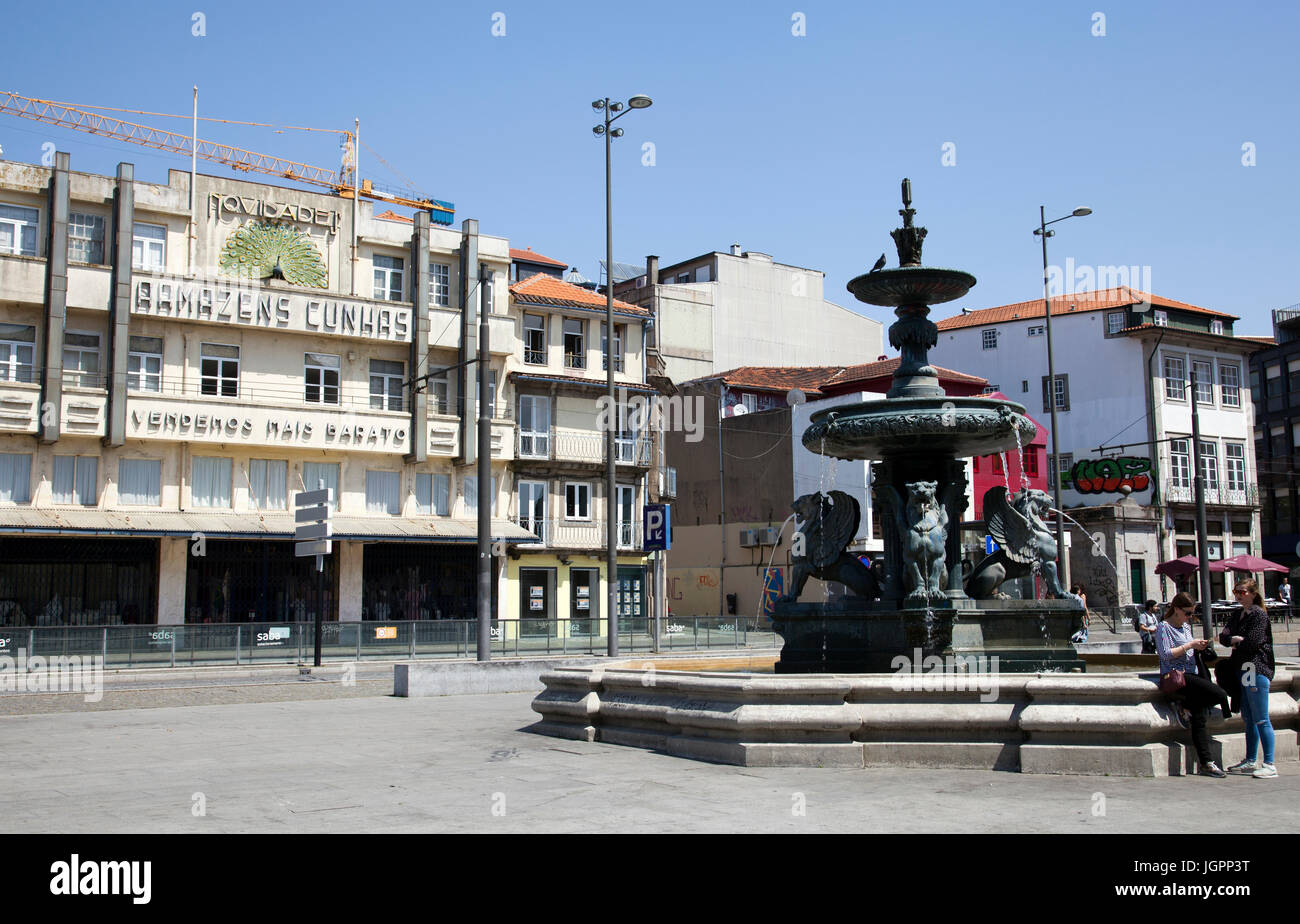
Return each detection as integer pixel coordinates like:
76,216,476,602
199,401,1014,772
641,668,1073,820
778,490,880,603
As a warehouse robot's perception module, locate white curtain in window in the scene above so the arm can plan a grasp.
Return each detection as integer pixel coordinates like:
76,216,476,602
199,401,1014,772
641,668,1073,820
465,476,496,516
53,456,74,503
75,457,97,505
302,462,339,509
415,473,432,514
249,459,287,510
118,459,160,505
366,470,400,515
192,457,232,507
433,474,449,516
0,453,31,502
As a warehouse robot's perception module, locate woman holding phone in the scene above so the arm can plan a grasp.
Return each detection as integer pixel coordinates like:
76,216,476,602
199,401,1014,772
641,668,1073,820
1157,592,1231,778
1222,579,1277,779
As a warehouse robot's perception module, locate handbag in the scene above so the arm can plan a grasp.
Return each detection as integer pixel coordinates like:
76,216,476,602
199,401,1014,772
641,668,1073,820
1159,669,1186,694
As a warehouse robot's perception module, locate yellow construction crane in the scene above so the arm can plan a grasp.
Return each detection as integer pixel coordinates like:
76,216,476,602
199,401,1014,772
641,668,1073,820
0,90,454,224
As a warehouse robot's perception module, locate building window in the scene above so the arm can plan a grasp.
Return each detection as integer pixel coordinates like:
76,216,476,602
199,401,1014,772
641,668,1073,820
1219,363,1241,408
518,481,547,542
429,263,450,308
1169,438,1191,489
483,273,495,314
415,472,450,516
1163,355,1186,401
428,371,449,414
0,204,39,256
1027,325,1044,337
302,462,340,511
992,454,1004,475
601,322,625,372
565,482,591,520
1021,380,1029,393
191,457,232,508
1153,310,1168,327
663,466,677,498
1041,373,1069,412
675,272,691,284
1192,360,1214,405
53,455,98,505
304,352,340,405
563,318,586,369
373,254,404,301
1199,441,1219,492
117,459,161,506
518,395,550,458
1049,452,1074,488
523,313,546,365
200,343,239,397
68,213,105,264
1023,448,1039,477
249,459,288,510
132,222,165,271
365,470,401,515
616,484,636,547
1224,443,1246,494
981,329,998,350
127,336,163,392
1106,311,1126,335
464,475,497,517
369,359,404,411
63,331,101,388
0,453,32,503
1211,320,1224,335
0,323,36,383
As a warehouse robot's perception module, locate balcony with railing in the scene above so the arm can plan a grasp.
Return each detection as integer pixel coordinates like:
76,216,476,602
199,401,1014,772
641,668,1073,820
516,427,652,467
515,516,643,550
1163,480,1260,506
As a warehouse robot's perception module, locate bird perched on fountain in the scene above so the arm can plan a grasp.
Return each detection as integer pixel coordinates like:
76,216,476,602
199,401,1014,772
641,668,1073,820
870,253,887,273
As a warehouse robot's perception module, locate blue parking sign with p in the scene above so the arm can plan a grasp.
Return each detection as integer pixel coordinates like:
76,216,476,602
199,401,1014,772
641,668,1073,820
644,504,671,551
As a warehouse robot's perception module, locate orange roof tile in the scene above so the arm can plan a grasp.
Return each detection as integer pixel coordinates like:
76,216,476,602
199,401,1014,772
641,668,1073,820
704,366,837,394
510,247,567,268
510,272,648,316
375,210,413,223
935,288,1237,331
828,358,987,387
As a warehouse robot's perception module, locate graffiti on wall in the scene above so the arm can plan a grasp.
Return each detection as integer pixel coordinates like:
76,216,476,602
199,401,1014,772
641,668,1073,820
760,568,784,619
1070,457,1152,495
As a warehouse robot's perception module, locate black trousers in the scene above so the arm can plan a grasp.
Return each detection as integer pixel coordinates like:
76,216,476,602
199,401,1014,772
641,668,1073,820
1172,673,1230,766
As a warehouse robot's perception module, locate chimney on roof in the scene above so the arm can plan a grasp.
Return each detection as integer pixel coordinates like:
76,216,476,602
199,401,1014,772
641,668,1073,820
646,254,659,285
730,243,741,256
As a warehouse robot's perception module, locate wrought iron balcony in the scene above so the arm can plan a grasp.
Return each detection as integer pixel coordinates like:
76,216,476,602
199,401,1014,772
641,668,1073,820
516,428,652,466
514,516,643,550
1162,481,1260,506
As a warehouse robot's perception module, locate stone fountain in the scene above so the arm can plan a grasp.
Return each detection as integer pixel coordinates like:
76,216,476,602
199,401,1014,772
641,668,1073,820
772,179,1083,673
521,182,1272,777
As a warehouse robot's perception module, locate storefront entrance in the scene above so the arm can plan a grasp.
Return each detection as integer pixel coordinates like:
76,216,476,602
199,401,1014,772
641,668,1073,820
569,567,599,635
520,568,555,636
361,543,487,621
0,537,158,626
616,565,645,632
186,540,336,624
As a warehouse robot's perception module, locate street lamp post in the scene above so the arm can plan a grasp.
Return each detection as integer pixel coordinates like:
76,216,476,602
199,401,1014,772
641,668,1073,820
1034,205,1091,593
593,94,652,658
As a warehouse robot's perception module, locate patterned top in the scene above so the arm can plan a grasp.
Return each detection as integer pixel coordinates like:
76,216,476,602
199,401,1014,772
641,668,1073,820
1218,605,1275,681
1155,620,1198,676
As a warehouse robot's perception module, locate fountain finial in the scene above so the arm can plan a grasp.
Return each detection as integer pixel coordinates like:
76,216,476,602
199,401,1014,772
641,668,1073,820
891,177,926,266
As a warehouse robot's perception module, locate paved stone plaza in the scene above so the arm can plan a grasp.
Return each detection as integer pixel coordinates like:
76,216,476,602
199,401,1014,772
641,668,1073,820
1,675,1295,833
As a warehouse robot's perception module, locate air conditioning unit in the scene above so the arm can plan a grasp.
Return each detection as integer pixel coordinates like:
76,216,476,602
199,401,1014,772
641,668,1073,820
759,526,782,545
738,528,759,547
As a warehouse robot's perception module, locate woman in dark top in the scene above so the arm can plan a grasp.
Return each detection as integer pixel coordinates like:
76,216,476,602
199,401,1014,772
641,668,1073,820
1156,592,1231,778
1221,579,1276,778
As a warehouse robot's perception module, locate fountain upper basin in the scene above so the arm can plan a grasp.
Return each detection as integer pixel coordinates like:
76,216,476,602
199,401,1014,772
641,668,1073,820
846,266,976,307
802,395,1036,460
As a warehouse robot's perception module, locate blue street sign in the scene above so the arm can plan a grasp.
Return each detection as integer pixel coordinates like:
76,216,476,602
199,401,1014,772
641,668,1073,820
985,535,999,555
644,504,671,551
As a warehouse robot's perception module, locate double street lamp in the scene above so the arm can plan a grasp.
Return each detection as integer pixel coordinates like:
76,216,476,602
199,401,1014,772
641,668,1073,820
593,94,652,657
1034,205,1092,591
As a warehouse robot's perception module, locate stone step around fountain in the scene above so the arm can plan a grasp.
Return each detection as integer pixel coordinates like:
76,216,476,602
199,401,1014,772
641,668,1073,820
528,667,1299,776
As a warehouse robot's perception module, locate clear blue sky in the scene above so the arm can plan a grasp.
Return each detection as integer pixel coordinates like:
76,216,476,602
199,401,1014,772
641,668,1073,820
4,0,1296,334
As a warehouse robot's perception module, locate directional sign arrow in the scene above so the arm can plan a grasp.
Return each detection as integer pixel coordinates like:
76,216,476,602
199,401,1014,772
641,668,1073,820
297,488,332,508
294,521,332,542
295,504,330,523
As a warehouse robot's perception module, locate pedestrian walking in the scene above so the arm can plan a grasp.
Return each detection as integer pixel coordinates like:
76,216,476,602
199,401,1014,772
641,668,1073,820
1222,579,1277,779
1134,599,1159,654
1157,592,1231,778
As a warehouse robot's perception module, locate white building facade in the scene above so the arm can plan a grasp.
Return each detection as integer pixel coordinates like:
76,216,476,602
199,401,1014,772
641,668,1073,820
0,153,549,629
931,289,1261,604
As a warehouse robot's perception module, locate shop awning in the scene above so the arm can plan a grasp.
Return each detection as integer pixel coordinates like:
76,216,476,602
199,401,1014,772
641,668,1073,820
0,508,541,543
